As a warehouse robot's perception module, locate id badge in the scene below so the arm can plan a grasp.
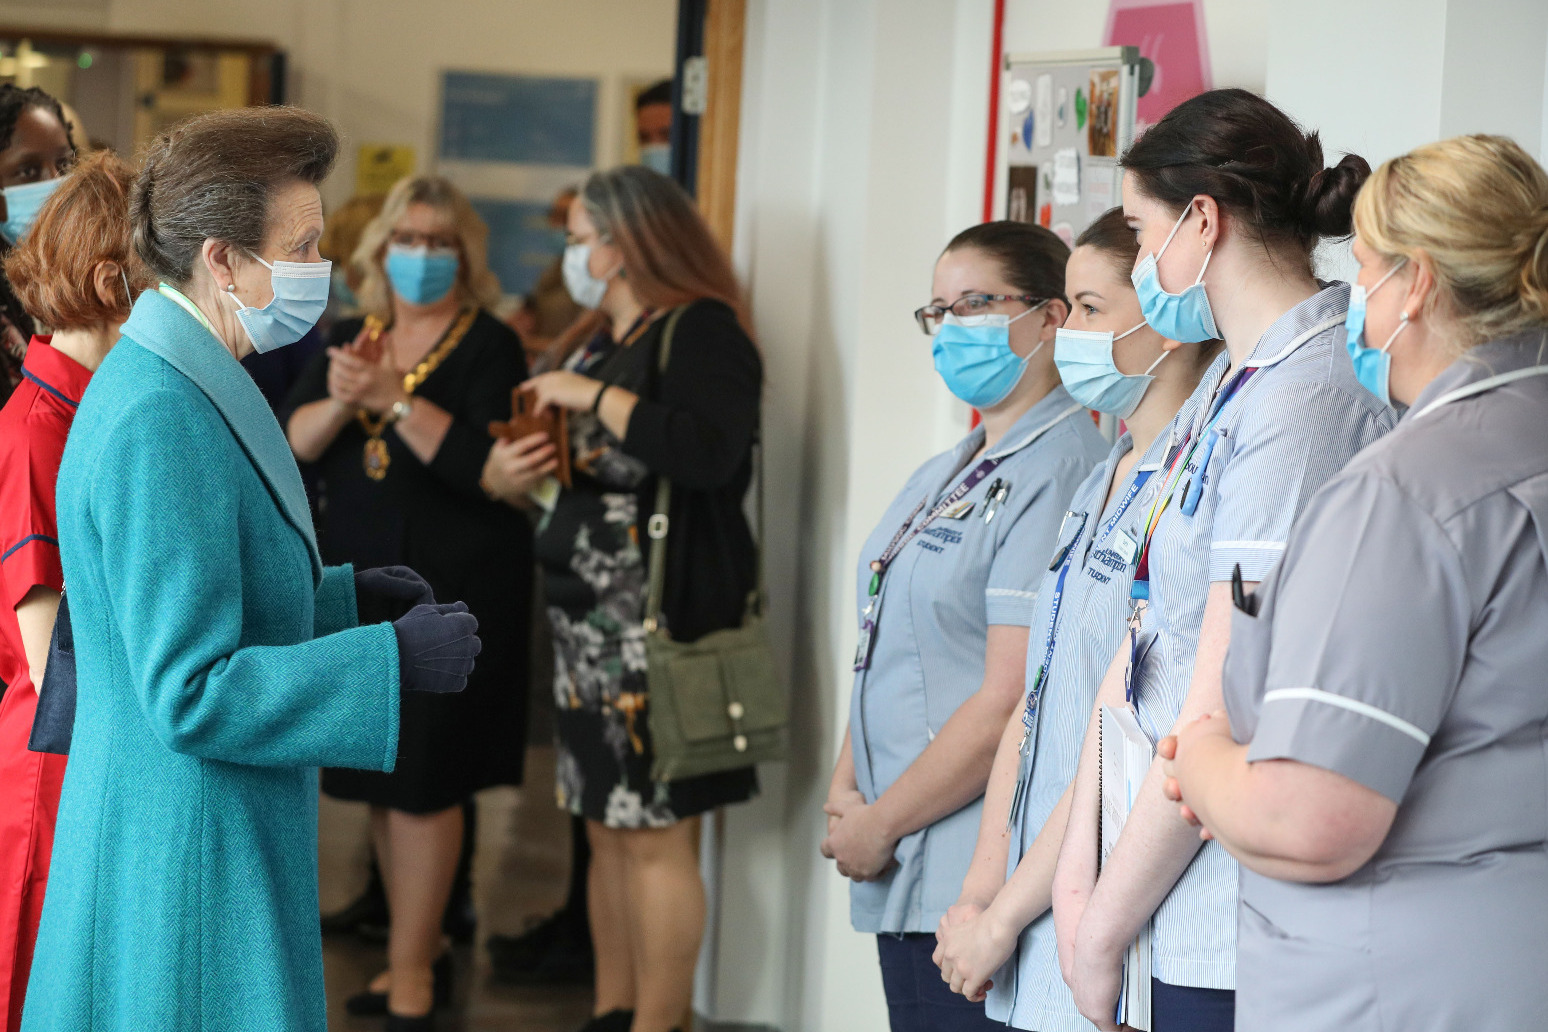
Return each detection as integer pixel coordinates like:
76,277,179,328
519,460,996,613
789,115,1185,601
1112,528,1139,566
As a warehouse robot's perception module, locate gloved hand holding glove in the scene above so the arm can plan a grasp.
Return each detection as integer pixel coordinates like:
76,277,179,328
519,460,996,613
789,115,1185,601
392,602,481,694
355,565,436,608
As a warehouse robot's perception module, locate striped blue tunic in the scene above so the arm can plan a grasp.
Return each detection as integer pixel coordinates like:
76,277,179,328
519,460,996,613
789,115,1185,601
1127,283,1394,989
848,386,1108,934
986,407,1200,1032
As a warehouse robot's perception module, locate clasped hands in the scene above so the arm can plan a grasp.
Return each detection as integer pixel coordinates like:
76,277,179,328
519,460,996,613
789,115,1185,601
820,789,898,883
1158,707,1234,838
354,566,480,695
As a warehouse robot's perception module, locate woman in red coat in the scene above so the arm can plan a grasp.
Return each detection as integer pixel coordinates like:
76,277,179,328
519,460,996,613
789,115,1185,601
0,151,135,1030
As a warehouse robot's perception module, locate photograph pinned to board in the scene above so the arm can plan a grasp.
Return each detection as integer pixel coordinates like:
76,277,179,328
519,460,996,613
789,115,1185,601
1056,85,1070,127
1007,166,1039,224
1089,69,1121,157
1053,147,1081,206
1007,77,1034,114
1035,74,1054,147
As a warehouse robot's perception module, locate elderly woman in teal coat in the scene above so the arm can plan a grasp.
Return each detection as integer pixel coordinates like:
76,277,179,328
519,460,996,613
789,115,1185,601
23,108,481,1032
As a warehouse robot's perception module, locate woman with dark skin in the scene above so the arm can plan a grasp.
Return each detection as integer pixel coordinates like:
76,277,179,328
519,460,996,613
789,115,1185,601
0,86,75,407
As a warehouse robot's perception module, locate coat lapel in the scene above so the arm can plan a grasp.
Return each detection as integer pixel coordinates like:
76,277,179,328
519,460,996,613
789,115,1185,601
121,289,323,584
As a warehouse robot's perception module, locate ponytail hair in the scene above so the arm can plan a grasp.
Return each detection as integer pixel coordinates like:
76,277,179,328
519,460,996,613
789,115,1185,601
1120,88,1369,269
1354,134,1548,349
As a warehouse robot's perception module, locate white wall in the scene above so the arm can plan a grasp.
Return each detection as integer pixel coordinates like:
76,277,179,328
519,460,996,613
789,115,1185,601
0,0,677,207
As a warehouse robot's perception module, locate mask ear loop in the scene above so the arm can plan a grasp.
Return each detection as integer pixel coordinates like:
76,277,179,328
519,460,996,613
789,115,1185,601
1380,311,1409,354
1153,204,1213,287
1112,320,1167,374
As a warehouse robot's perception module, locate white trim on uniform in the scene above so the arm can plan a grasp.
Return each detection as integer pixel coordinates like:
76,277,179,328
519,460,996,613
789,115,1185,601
986,403,1086,459
1211,539,1286,552
1262,687,1432,746
986,588,1038,600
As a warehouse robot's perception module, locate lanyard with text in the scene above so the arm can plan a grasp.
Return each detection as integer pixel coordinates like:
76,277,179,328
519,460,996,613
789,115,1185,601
1005,467,1155,829
1129,365,1260,604
852,454,1006,672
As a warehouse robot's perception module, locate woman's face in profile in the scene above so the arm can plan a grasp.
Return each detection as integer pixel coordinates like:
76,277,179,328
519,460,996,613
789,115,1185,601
0,106,73,189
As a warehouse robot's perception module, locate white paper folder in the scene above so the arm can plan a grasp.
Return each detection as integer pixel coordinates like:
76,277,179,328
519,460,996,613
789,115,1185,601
1100,703,1154,1031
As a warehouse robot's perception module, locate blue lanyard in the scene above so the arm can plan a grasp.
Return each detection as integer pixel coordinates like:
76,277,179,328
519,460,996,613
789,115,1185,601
1021,467,1155,736
1005,466,1154,831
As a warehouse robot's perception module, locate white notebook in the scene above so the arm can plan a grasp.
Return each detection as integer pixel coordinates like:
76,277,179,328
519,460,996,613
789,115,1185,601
1100,703,1154,1031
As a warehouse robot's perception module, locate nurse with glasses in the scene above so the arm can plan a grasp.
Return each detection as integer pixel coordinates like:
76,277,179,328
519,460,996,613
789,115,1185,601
823,221,1105,1032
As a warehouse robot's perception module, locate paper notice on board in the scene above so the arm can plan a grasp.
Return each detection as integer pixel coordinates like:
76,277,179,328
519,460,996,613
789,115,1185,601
1086,171,1114,220
1053,148,1080,206
1035,75,1053,147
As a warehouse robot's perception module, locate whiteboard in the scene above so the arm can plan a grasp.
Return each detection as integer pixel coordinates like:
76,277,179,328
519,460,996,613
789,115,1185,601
994,47,1144,249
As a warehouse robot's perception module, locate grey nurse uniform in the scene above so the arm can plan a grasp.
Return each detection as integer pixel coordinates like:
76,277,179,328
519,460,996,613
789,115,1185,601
1223,333,1548,1031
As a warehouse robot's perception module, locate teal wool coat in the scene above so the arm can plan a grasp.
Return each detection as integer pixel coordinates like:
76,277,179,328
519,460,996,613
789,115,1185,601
23,290,401,1031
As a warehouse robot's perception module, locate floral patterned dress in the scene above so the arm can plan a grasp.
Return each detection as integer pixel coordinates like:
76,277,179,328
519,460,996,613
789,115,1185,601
536,328,757,829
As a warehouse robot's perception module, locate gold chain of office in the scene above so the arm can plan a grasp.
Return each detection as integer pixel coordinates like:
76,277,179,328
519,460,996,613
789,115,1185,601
356,307,478,481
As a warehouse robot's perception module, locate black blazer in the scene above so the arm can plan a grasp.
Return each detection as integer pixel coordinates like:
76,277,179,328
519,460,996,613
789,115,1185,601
623,299,761,644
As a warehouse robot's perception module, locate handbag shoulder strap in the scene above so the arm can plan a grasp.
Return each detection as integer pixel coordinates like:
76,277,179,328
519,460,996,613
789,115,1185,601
643,305,688,634
642,304,766,634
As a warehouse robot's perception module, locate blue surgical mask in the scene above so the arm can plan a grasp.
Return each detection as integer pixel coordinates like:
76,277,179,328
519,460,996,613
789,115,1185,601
932,304,1046,408
563,243,612,309
0,176,64,244
1131,205,1219,343
386,243,460,306
639,143,672,177
223,255,332,354
1344,258,1408,406
1054,321,1166,417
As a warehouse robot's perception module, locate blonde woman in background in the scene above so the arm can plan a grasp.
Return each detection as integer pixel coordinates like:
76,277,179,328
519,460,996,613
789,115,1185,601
1162,134,1548,1032
285,175,533,1030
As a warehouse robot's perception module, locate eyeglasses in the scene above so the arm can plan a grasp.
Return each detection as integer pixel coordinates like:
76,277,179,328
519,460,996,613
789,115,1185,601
390,229,460,251
914,294,1051,335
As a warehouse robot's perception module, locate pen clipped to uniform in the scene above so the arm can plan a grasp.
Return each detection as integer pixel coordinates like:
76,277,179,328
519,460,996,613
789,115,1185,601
1231,562,1259,616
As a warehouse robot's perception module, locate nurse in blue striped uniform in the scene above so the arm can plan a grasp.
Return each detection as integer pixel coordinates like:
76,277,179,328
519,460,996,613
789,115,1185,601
932,208,1220,1031
1050,90,1395,1032
822,222,1106,1032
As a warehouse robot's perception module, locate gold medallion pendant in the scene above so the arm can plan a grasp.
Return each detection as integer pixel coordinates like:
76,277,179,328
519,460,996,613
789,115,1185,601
363,436,391,480
352,307,478,483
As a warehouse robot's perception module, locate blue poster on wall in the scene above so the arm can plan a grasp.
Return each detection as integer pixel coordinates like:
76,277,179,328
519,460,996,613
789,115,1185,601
438,71,596,297
469,198,566,298
439,72,597,166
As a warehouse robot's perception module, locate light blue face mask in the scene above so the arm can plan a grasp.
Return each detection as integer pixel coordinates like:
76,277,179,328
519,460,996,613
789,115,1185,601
0,176,65,243
1344,258,1408,406
223,255,332,354
1054,321,1166,418
1131,205,1219,343
932,304,1046,408
639,143,672,177
386,243,460,306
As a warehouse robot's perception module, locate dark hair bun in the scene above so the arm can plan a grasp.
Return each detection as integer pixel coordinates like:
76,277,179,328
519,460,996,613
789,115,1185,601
1121,89,1370,260
1301,152,1371,238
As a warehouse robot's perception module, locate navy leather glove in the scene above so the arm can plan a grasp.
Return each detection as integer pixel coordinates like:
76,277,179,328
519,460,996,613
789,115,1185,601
355,566,435,607
392,602,481,694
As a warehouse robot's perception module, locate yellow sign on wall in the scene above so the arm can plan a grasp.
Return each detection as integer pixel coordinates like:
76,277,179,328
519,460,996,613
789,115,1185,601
355,144,417,197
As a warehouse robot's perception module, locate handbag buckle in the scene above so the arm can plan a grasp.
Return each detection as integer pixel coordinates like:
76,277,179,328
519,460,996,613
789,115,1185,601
648,514,669,540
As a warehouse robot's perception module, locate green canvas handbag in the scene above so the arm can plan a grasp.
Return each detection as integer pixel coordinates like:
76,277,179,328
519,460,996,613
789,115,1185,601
642,305,788,781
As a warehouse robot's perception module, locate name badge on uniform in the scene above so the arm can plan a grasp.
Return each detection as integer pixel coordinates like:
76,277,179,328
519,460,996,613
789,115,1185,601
942,500,976,520
1113,528,1140,565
